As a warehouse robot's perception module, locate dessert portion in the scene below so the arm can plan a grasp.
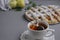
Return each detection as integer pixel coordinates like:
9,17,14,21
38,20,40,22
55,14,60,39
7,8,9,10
25,5,60,24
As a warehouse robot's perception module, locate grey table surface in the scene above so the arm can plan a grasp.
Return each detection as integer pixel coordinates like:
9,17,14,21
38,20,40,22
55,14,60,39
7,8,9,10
0,0,60,40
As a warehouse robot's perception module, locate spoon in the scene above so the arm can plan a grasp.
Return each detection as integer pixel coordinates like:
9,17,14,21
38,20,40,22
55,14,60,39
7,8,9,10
35,20,39,27
32,15,39,27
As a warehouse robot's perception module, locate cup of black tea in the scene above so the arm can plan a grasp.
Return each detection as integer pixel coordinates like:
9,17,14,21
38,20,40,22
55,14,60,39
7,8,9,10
28,20,54,39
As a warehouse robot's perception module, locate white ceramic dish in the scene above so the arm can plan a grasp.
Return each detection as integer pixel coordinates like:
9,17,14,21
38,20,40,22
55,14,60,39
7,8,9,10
20,30,55,40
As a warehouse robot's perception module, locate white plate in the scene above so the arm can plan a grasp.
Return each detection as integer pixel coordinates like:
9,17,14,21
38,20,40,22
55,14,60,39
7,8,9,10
20,30,55,40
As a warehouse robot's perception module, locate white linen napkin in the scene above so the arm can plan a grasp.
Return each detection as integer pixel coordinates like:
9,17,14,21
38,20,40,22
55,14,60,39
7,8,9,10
0,0,11,11
0,0,29,11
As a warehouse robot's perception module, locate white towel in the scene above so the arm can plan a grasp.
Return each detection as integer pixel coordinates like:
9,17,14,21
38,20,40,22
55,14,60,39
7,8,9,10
0,0,11,11
0,0,29,11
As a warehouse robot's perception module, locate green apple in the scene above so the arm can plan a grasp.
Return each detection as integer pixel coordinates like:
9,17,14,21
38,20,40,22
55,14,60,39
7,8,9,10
17,0,25,8
9,0,17,8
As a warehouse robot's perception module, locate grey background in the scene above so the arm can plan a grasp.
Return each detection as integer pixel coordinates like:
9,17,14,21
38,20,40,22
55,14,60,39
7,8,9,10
0,0,60,40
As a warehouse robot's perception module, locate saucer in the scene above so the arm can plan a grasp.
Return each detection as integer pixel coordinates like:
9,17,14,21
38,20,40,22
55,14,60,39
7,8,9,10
44,34,55,40
20,30,55,40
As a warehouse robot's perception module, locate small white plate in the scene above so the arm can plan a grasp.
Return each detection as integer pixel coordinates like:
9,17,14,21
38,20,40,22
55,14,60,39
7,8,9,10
20,30,55,40
44,35,55,40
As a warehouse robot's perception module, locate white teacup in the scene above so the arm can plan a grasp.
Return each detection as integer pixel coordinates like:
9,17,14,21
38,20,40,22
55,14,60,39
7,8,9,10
21,20,55,40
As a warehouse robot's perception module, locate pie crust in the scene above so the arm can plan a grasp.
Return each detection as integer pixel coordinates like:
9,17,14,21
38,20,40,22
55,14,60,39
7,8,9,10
25,5,60,24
